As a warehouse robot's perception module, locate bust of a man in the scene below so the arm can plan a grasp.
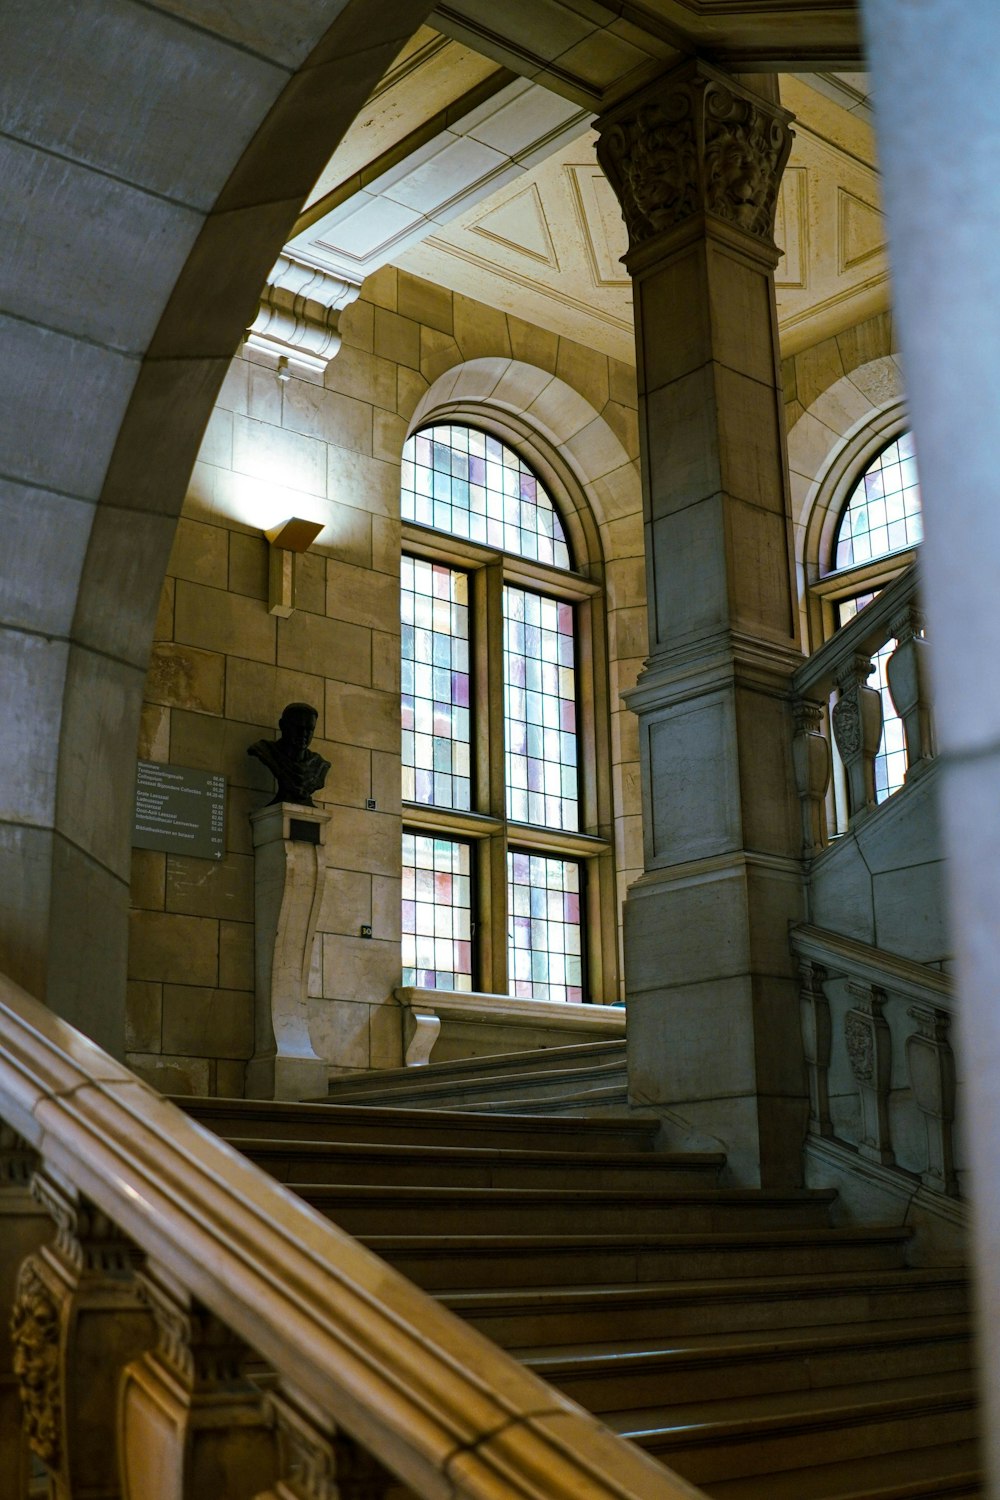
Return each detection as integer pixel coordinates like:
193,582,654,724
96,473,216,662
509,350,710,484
248,702,330,807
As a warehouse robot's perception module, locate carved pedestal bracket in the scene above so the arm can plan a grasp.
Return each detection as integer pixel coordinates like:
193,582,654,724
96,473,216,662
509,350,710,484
906,1005,958,1195
887,605,935,776
596,58,793,259
119,1263,278,1500
798,961,832,1137
245,252,363,378
0,1128,50,1498
832,653,883,824
12,1169,154,1500
792,700,831,856
845,982,894,1165
256,1386,394,1500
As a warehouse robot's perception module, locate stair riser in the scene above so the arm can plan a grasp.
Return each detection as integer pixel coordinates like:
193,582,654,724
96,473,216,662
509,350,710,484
326,1044,627,1091
451,1285,970,1346
315,1198,835,1236
205,1118,655,1153
650,1402,978,1484
250,1158,722,1191
329,1082,628,1111
540,1336,974,1411
374,1239,910,1290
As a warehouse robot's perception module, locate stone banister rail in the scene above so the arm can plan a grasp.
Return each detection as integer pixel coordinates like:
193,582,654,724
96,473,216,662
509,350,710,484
0,971,702,1499
790,564,934,852
790,923,960,1202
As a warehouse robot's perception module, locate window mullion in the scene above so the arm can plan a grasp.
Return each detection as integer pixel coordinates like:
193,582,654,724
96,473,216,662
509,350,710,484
478,560,508,993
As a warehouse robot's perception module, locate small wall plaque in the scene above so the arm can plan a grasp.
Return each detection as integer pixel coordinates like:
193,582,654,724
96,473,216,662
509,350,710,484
133,761,226,860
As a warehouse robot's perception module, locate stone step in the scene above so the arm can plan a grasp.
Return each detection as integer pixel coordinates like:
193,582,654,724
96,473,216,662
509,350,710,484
704,1439,981,1499
324,1037,626,1097
301,1181,838,1237
433,1082,631,1115
227,1138,726,1191
323,1058,628,1112
441,1268,969,1347
176,1096,658,1154
623,1369,977,1484
520,1315,972,1410
362,1225,913,1290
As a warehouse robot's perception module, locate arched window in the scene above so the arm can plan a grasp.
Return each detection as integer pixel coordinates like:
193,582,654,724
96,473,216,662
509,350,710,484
399,422,612,1003
828,432,923,801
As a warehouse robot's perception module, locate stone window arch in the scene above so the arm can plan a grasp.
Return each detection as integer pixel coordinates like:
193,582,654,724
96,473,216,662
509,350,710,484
399,373,628,1005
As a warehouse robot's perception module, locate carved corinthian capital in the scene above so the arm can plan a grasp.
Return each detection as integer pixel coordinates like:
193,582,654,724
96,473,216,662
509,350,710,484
596,60,793,254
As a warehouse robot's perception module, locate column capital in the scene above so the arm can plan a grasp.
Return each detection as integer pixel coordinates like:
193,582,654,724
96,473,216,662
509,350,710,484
595,58,793,262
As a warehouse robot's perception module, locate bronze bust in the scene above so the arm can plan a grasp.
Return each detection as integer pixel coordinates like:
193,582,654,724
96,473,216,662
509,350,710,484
248,703,330,807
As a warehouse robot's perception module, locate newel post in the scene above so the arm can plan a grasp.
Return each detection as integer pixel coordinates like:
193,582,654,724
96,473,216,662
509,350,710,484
798,961,833,1137
832,652,883,822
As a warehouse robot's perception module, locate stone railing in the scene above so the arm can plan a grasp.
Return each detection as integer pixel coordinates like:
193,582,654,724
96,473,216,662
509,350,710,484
0,970,701,1500
395,988,626,1066
791,565,934,855
791,924,960,1200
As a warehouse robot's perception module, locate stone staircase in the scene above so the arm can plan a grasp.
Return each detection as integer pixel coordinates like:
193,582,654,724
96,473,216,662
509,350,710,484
320,1037,630,1114
184,1080,982,1498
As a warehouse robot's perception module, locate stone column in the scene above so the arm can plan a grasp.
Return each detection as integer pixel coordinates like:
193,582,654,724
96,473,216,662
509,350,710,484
596,60,807,1185
247,804,330,1102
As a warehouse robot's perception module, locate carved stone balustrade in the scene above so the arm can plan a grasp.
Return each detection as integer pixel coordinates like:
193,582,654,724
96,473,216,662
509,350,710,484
791,563,934,838
790,925,961,1206
0,967,699,1500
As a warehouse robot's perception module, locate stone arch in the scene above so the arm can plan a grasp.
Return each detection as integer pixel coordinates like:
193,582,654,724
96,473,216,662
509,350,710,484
786,355,907,651
1,1,432,1046
405,356,645,990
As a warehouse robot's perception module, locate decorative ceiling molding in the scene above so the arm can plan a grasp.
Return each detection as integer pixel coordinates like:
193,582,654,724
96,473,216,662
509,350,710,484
469,183,560,268
566,164,631,288
774,166,808,290
838,187,885,273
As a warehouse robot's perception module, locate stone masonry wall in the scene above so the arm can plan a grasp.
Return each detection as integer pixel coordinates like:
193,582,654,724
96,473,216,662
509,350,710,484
126,267,642,1096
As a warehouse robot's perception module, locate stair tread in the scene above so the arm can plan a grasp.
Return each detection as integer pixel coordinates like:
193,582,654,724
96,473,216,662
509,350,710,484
703,1439,981,1499
296,1182,838,1204
224,1137,724,1169
606,1367,976,1440
516,1315,972,1371
361,1225,912,1251
442,1266,968,1310
178,1096,655,1134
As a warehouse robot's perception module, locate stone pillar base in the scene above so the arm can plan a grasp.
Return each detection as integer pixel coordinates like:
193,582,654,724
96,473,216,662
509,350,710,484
244,1053,328,1102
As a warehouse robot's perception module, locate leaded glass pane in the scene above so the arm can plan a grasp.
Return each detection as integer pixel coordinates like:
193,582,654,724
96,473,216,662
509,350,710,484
401,424,572,569
838,593,908,801
402,833,473,990
401,555,471,810
507,850,583,1003
503,585,578,831
835,433,922,570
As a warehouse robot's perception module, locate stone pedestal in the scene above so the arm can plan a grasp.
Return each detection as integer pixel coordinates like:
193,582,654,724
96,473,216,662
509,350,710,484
247,803,329,1102
597,61,807,1184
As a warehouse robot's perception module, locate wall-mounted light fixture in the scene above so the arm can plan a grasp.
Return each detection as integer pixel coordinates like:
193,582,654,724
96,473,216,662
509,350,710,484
264,517,324,618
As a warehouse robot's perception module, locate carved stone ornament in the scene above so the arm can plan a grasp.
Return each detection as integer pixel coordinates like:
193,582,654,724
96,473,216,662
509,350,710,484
11,1260,61,1468
596,60,792,253
831,693,862,756
845,1011,874,1083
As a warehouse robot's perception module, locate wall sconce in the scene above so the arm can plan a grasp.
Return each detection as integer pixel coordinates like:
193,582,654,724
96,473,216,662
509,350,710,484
265,517,324,617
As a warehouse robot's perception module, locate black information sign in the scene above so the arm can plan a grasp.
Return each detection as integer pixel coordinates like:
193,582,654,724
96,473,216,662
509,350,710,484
133,761,226,860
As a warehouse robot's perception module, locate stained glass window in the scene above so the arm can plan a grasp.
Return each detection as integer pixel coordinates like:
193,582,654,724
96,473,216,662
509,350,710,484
504,586,578,831
508,851,583,1003
837,594,908,802
401,556,471,810
401,424,572,568
402,833,473,990
835,432,922,570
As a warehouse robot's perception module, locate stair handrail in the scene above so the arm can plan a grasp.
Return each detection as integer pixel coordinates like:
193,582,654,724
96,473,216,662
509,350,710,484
793,563,920,700
0,969,704,1500
790,923,953,1013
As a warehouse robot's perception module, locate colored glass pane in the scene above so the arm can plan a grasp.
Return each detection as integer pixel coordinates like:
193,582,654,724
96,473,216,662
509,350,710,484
503,585,578,831
402,833,473,990
838,593,908,801
835,432,922,570
401,555,471,810
507,850,583,1003
401,424,572,569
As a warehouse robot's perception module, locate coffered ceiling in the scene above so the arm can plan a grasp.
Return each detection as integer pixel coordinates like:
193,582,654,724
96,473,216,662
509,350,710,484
283,6,882,366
